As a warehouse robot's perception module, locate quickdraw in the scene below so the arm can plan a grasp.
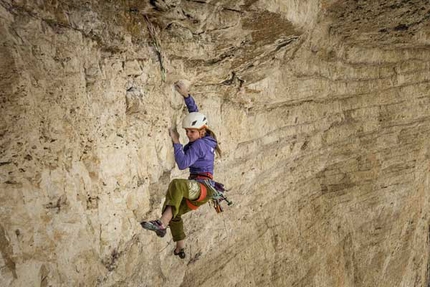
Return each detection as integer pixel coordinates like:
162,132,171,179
189,173,232,213
201,180,233,213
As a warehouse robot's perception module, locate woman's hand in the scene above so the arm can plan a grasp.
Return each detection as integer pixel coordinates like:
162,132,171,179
174,80,189,98
169,128,180,144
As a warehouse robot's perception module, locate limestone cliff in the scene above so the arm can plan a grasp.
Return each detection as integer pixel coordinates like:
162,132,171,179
1,0,429,286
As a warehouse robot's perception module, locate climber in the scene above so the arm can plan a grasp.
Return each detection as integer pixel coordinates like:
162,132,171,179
140,80,222,259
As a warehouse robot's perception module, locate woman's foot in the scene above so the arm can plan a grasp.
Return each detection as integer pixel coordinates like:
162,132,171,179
140,220,166,238
174,248,186,259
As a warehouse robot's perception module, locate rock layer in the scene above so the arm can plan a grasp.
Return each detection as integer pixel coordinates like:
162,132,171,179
0,0,429,286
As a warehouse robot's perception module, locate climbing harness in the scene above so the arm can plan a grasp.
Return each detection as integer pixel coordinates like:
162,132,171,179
205,180,233,213
188,173,232,213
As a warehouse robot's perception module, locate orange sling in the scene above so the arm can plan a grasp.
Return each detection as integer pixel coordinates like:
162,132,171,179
185,183,207,210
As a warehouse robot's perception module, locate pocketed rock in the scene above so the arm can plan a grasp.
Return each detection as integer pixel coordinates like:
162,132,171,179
0,0,429,286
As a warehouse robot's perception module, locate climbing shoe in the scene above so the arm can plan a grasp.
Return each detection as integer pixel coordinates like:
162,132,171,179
174,248,186,259
140,220,166,238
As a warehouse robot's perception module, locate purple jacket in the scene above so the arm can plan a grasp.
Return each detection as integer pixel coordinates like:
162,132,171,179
173,96,217,175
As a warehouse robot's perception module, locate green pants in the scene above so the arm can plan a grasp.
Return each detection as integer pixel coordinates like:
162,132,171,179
162,179,212,242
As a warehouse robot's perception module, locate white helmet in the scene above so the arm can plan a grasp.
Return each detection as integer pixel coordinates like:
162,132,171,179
182,112,208,129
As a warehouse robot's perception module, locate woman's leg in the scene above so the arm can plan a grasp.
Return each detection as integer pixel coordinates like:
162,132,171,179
175,240,185,252
160,206,173,227
170,215,186,259
169,215,186,242
162,179,200,219
142,179,203,258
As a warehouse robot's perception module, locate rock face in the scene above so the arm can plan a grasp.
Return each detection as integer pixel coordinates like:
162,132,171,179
1,0,429,286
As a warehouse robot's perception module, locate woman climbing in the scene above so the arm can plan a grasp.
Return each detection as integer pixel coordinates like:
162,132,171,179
141,80,222,259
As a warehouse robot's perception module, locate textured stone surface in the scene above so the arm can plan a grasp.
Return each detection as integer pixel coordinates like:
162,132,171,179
0,0,429,286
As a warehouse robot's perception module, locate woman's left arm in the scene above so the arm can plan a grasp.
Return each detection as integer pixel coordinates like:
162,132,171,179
174,80,199,112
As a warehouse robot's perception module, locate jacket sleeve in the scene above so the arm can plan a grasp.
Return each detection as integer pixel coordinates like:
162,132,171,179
173,141,203,170
184,95,199,113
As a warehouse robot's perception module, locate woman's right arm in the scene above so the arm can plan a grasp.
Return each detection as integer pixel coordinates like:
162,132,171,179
173,141,203,170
